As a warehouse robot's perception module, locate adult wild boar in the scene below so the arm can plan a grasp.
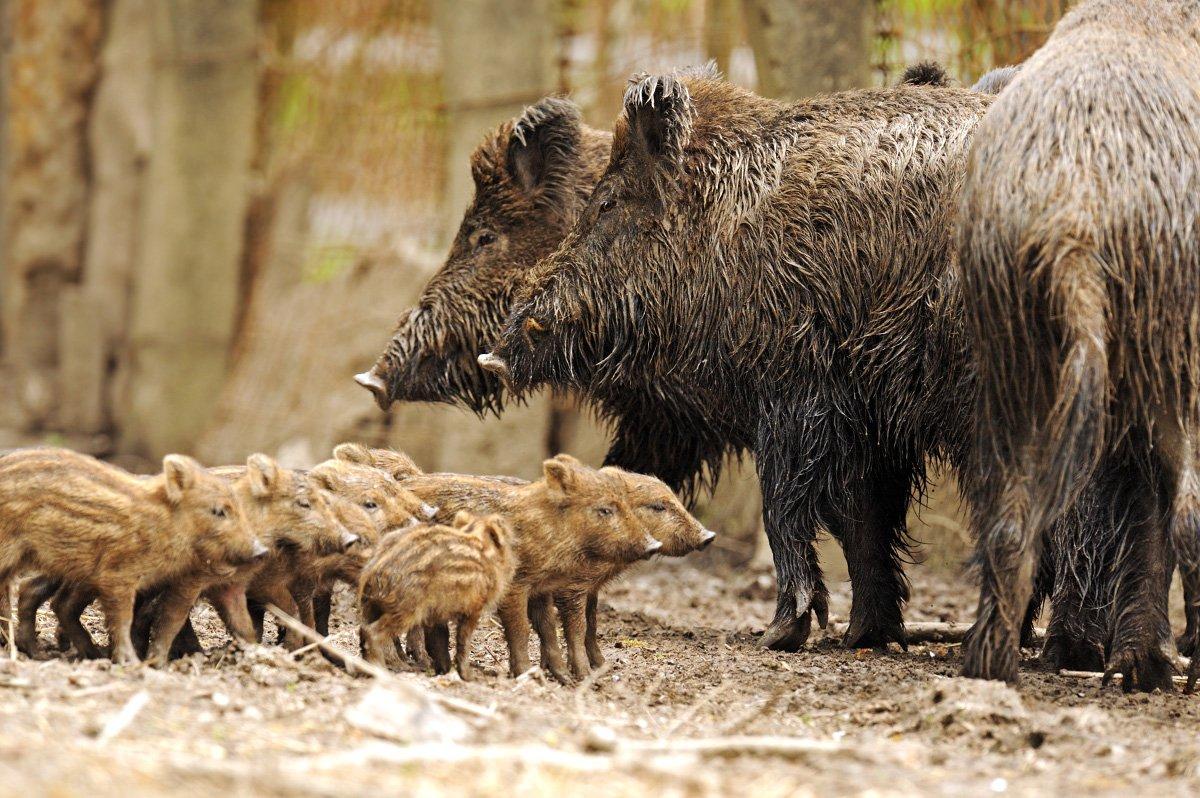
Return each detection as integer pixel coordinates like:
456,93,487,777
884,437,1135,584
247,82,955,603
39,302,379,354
356,96,743,502
484,69,991,651
957,0,1200,691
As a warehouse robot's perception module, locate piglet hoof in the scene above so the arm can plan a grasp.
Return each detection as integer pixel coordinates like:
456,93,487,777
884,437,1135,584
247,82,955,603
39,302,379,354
586,648,606,669
1103,645,1176,693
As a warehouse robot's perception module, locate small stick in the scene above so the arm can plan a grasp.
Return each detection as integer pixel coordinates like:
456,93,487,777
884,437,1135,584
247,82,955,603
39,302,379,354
622,735,842,759
96,690,150,745
264,604,496,720
572,661,614,716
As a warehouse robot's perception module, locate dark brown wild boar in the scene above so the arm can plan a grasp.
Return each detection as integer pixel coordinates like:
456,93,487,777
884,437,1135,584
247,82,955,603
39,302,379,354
359,512,516,680
957,0,1200,691
484,67,990,654
0,448,265,665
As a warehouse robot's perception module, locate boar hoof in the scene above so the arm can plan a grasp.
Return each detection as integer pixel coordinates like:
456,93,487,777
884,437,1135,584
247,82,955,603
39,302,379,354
1187,657,1198,695
1039,633,1104,672
1103,645,1176,693
841,619,906,651
761,611,812,652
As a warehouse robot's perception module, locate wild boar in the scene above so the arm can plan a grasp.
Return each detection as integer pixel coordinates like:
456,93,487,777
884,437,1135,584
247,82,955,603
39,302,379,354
359,512,516,680
956,0,1200,691
0,448,264,664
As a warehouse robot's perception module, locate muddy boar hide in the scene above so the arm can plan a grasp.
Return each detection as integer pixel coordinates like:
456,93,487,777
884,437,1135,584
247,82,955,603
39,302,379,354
357,98,607,416
487,68,992,654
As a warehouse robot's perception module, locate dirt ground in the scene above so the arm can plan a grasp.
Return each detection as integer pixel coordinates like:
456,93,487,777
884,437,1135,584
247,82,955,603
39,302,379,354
2,559,1199,797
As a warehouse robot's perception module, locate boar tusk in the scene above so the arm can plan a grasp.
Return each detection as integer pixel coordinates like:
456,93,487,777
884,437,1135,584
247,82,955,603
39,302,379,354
354,370,393,410
477,353,510,378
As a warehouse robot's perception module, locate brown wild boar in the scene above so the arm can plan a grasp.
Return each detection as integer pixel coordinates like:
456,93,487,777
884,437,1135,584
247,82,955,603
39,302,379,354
20,455,352,660
359,512,516,680
957,0,1200,691
0,448,264,665
395,454,660,682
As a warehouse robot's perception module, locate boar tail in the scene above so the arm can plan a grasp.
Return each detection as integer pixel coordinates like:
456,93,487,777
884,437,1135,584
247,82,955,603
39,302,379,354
1030,245,1109,529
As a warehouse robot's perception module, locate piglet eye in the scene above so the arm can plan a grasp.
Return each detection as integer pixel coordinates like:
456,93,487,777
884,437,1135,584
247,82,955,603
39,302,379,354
296,499,311,510
648,503,667,512
363,501,378,510
211,506,227,519
596,506,614,517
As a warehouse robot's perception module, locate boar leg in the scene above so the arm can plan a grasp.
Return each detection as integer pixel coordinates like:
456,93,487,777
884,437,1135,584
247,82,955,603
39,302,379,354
757,419,830,652
584,593,605,669
16,576,60,656
559,591,592,681
530,594,571,684
1037,505,1113,672
313,590,333,637
145,582,203,666
99,587,140,665
832,466,911,650
425,624,453,675
402,626,432,670
208,581,257,646
52,584,103,660
496,586,533,677
1102,453,1174,693
454,614,481,682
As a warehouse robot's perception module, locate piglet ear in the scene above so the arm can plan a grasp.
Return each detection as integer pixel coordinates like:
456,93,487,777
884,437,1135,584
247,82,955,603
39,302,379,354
622,71,695,171
162,454,200,504
245,453,280,499
453,510,474,529
333,442,372,465
481,515,511,550
542,457,577,493
506,97,585,213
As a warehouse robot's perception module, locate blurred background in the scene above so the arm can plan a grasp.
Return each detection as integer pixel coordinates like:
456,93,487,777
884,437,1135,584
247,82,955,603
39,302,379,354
0,0,1067,568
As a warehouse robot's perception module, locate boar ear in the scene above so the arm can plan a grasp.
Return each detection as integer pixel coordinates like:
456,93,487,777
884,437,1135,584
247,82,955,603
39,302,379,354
622,72,695,170
452,510,474,529
506,97,583,211
542,457,577,493
482,515,509,549
245,454,280,499
162,454,200,504
333,443,372,466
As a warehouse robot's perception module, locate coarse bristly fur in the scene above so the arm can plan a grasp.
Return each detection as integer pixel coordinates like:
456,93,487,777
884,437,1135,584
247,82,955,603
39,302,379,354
0,448,264,665
359,512,516,681
391,454,662,683
957,0,1200,691
357,97,611,417
357,80,746,506
486,68,992,654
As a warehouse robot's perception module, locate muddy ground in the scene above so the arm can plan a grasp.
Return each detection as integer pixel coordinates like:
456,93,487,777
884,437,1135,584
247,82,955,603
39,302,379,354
1,559,1199,797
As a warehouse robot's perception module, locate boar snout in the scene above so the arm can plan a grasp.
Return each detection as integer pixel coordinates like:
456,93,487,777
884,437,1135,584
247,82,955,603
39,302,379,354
477,353,510,380
355,369,393,410
700,529,717,550
643,534,663,558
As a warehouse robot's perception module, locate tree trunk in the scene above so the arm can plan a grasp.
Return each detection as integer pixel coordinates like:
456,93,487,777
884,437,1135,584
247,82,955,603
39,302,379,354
0,0,103,429
121,0,259,458
742,0,871,100
435,0,556,229
704,0,739,78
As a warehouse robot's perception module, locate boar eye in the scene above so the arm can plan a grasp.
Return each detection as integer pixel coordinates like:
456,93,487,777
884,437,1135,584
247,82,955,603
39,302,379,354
475,231,496,248
598,198,615,214
211,506,227,519
363,501,378,510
